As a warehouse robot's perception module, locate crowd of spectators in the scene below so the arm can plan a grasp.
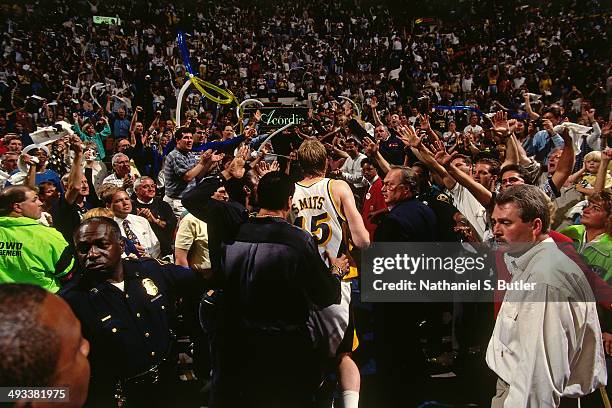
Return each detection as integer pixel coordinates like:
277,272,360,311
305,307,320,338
0,0,611,406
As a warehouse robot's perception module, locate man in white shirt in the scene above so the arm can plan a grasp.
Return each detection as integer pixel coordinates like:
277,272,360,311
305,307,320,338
101,153,136,196
487,185,606,407
103,186,160,258
463,113,484,140
461,73,474,93
331,138,367,191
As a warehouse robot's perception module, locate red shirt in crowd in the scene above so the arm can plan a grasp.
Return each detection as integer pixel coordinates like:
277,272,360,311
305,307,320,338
361,176,386,241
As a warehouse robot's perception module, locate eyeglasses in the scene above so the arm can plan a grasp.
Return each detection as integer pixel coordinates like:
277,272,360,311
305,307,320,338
382,182,407,190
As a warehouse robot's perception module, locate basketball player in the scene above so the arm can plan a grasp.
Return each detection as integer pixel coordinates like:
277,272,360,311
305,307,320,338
293,139,370,408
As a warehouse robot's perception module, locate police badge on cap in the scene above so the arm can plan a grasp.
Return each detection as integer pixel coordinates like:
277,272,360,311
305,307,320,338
142,278,159,296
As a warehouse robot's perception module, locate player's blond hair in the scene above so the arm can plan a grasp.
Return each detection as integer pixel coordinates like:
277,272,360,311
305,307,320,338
298,139,327,177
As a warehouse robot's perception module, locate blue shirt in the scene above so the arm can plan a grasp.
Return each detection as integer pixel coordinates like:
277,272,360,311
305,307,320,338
7,169,64,195
113,118,131,139
527,130,564,164
163,149,199,198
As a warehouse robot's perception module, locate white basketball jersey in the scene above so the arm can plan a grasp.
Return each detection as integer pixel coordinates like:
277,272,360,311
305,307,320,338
292,178,347,263
294,178,353,356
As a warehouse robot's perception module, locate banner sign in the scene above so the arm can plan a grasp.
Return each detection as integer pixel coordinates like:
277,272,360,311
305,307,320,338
245,106,308,132
93,16,121,25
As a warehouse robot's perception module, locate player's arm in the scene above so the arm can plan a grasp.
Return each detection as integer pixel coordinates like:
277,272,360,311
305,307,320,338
331,179,370,249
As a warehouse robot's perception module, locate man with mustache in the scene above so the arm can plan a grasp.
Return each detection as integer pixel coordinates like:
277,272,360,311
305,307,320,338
487,185,606,407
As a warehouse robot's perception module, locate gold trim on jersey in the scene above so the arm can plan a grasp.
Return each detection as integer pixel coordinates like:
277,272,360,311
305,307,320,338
327,179,347,222
316,212,332,247
296,178,325,188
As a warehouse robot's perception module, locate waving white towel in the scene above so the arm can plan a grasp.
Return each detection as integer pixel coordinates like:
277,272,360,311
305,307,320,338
553,122,592,154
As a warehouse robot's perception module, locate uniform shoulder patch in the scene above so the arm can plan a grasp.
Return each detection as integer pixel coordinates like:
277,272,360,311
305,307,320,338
436,194,450,203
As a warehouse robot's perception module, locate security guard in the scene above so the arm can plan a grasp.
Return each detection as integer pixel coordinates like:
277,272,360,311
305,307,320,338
61,216,203,407
412,162,479,242
0,185,74,292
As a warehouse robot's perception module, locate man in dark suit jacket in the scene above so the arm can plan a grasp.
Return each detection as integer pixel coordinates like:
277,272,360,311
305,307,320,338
375,166,436,242
374,165,437,407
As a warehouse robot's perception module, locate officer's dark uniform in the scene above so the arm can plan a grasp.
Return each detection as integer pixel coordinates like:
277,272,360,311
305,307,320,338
60,258,200,407
419,186,465,242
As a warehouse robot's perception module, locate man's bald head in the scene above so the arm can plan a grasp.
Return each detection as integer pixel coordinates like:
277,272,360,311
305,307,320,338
0,284,90,407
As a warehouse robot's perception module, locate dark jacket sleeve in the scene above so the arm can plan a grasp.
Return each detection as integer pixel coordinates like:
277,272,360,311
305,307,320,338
301,235,341,307
375,215,415,242
182,175,225,222
159,262,201,294
159,200,177,235
182,175,247,282
192,135,246,154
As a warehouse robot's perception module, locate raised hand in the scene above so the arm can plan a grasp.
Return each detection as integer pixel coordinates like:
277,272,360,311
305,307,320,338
69,135,83,154
22,153,35,166
492,111,511,138
370,96,378,110
200,149,224,164
256,160,280,177
507,119,517,135
245,126,257,139
586,108,596,123
433,142,456,168
224,145,250,179
602,121,612,138
560,127,572,143
362,136,379,157
418,114,431,130
397,125,422,148
236,144,250,162
211,151,225,163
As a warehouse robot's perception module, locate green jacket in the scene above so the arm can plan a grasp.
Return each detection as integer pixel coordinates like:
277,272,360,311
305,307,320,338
0,216,74,293
72,122,111,160
560,224,612,282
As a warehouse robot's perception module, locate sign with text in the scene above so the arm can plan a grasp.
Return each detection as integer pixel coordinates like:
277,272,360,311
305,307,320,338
93,16,121,25
245,106,308,132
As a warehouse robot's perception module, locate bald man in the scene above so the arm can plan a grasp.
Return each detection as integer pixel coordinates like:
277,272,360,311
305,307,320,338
0,283,90,407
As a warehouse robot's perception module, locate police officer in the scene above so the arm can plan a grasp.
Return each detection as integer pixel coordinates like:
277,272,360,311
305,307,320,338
61,217,202,407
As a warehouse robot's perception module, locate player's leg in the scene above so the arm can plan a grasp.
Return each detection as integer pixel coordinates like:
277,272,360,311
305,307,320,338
337,352,360,408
